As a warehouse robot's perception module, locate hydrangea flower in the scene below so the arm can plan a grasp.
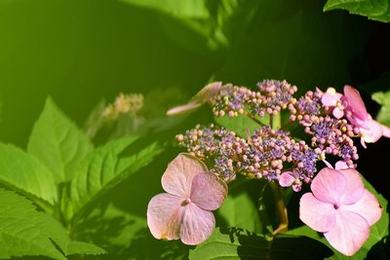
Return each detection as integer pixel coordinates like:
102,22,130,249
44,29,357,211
147,153,227,245
299,167,382,256
343,85,390,148
321,87,344,119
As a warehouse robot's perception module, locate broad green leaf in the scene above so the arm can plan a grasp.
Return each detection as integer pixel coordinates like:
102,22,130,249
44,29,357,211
0,143,57,204
121,0,260,52
28,97,93,183
217,180,263,234
67,136,162,221
372,90,390,126
120,0,209,19
287,176,388,259
324,0,390,23
0,189,104,259
215,114,265,138
189,228,332,259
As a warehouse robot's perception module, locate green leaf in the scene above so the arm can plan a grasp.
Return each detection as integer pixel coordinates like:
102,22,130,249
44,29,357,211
287,175,389,259
372,90,390,126
217,180,263,234
189,228,332,259
121,0,260,52
215,114,265,138
28,97,94,183
0,143,57,205
324,0,390,23
66,136,163,221
0,189,104,259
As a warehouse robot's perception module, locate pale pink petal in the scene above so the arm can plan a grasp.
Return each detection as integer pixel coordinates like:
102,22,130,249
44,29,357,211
381,124,390,138
338,169,365,205
278,171,295,187
180,203,215,245
190,172,227,211
321,88,342,107
299,193,336,232
324,210,369,256
343,85,369,121
147,193,184,240
162,154,208,197
360,119,383,143
166,102,202,116
194,81,223,102
332,107,344,119
343,190,382,226
335,160,349,170
311,168,346,204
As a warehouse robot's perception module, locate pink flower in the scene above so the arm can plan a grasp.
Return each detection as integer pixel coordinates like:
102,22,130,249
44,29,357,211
166,82,222,116
147,153,227,245
343,85,390,148
300,167,382,256
321,87,344,119
278,171,301,191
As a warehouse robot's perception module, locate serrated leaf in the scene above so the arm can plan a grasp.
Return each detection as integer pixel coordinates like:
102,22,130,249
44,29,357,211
287,175,389,259
28,97,94,183
0,189,104,259
67,136,162,221
372,90,390,126
189,228,332,259
0,143,57,204
324,0,390,23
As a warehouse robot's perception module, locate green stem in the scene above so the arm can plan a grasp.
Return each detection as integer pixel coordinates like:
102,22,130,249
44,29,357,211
270,182,288,236
269,113,288,236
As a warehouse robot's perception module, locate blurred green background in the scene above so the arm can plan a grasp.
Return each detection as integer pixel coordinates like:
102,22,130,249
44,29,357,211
1,0,389,259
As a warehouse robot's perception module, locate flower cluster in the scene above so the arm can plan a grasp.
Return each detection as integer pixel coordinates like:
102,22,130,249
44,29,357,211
102,93,144,120
177,124,318,191
147,80,387,255
289,89,358,167
209,80,297,118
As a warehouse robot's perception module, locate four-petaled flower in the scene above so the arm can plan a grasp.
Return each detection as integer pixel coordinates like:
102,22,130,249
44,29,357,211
300,167,382,256
147,153,227,245
343,85,390,148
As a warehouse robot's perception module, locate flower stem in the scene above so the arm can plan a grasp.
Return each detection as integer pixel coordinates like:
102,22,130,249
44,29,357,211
270,182,288,236
269,113,288,236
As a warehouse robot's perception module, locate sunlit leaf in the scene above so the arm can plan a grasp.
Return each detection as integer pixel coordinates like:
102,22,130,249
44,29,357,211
324,0,390,22
0,143,57,204
0,189,104,259
28,97,93,183
66,135,163,221
372,90,390,126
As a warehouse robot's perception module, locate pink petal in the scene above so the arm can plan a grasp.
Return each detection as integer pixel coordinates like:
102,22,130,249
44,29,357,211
381,124,390,138
343,190,382,226
332,107,344,119
311,168,346,205
162,154,208,197
180,203,215,245
194,81,223,102
278,171,295,187
166,102,202,116
321,88,342,107
324,210,369,256
338,169,364,205
343,85,369,121
190,172,227,211
335,161,349,170
299,193,336,232
147,193,184,240
360,119,383,143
